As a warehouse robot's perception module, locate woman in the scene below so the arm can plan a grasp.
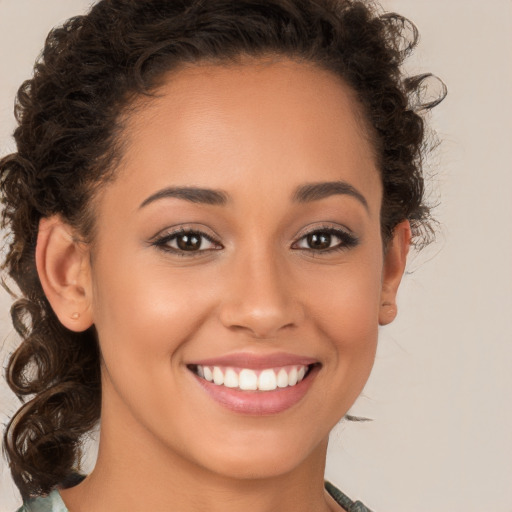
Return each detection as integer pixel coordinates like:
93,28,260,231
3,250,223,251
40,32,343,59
0,0,444,510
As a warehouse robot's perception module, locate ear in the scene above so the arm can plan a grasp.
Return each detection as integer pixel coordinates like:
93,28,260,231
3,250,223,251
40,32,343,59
378,220,411,326
36,216,94,332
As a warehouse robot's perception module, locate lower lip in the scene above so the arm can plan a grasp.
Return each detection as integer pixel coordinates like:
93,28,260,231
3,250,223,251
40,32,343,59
191,365,319,415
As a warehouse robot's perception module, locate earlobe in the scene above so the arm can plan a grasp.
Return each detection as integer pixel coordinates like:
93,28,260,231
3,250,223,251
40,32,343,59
379,220,411,326
36,216,94,332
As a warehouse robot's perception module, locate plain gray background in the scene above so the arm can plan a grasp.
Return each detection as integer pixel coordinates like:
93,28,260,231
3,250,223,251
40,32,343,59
1,1,511,510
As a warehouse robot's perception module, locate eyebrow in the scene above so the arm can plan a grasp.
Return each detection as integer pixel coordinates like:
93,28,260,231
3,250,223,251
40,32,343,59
139,186,228,208
139,180,368,210
292,181,368,210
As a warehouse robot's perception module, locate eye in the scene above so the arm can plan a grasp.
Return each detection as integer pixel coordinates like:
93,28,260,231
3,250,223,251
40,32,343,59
292,227,358,253
151,228,222,254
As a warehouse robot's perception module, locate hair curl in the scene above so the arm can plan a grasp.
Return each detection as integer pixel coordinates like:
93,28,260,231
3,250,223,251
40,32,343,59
0,0,445,498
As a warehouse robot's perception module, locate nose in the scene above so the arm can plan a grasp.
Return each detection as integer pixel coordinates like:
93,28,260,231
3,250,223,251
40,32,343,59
218,249,304,339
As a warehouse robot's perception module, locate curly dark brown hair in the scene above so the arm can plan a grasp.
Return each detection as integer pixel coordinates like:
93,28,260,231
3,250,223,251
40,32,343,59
0,0,445,499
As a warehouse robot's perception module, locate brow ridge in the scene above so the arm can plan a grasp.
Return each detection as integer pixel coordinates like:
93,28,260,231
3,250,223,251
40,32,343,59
139,186,228,208
140,181,367,210
293,181,368,210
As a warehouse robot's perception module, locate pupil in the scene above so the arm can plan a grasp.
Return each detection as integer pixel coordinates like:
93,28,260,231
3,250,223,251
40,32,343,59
308,233,331,250
177,234,201,251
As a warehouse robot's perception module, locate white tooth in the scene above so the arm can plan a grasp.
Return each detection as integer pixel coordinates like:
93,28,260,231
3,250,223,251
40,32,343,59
258,369,277,391
277,368,289,388
239,369,258,390
213,366,224,385
203,366,213,382
197,365,204,378
297,365,306,382
288,366,298,386
223,368,239,388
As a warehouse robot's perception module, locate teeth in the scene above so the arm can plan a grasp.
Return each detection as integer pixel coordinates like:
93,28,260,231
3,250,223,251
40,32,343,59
239,369,258,390
288,366,298,386
223,368,239,388
277,368,288,388
258,369,277,391
193,364,311,391
203,366,213,382
213,366,224,385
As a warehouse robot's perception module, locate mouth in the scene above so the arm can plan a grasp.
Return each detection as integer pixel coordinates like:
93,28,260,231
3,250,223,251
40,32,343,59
187,363,317,392
186,356,321,415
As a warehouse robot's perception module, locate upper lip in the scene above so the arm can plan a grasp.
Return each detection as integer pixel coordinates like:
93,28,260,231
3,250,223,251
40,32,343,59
187,352,319,369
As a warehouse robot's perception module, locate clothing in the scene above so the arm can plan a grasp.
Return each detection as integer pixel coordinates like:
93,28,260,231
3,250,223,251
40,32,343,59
16,490,66,512
16,481,372,512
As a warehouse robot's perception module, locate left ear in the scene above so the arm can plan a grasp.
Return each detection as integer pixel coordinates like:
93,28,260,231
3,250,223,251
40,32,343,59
379,220,411,326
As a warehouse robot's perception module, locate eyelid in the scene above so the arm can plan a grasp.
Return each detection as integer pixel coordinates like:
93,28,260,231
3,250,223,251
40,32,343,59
149,223,220,242
293,222,355,240
291,223,359,252
149,224,223,254
148,222,358,256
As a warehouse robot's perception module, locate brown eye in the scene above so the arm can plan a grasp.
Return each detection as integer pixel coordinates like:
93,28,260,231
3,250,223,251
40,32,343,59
152,229,221,254
306,232,332,250
292,227,359,253
176,233,202,251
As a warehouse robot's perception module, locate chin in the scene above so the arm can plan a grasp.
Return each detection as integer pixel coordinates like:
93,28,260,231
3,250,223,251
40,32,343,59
204,451,307,481
187,430,325,481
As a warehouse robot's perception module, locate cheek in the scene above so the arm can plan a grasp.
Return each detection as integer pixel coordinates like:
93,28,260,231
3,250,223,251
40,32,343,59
301,254,383,397
89,255,220,436
307,257,383,343
92,268,213,357
89,244,219,378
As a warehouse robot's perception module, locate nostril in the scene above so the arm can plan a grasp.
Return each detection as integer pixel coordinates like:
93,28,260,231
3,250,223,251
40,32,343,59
218,270,304,338
227,322,296,340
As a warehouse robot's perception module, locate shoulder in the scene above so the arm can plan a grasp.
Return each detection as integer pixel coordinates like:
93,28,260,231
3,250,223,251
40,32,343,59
15,490,68,512
325,481,374,512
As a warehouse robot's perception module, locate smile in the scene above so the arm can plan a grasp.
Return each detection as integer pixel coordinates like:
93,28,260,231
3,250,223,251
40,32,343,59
187,353,320,414
190,364,310,391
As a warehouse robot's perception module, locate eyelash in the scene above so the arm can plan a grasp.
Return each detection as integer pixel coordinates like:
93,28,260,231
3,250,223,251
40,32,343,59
291,226,359,254
151,228,222,256
151,226,358,256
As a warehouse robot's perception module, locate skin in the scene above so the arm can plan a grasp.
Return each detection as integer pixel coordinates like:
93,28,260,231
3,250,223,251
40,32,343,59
37,58,410,512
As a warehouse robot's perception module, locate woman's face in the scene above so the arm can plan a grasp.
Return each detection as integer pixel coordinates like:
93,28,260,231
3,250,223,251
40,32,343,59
80,59,406,479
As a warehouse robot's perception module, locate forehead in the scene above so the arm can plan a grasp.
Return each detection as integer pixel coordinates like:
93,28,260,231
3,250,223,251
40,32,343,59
108,58,381,213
